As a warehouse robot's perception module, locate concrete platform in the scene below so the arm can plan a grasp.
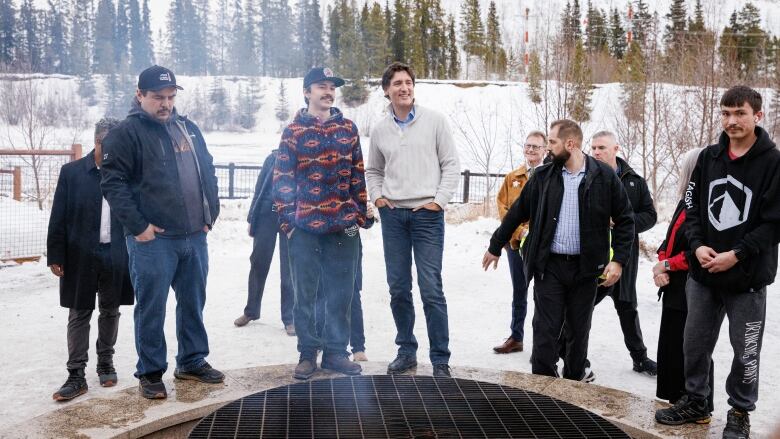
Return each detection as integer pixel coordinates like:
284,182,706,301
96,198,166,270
0,363,722,438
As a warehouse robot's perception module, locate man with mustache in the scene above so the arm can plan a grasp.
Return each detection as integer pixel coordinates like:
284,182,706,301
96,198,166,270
273,67,369,380
482,119,635,381
101,65,222,399
366,62,461,377
655,86,780,439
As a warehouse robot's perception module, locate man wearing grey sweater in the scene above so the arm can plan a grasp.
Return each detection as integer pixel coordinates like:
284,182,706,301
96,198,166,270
366,62,461,377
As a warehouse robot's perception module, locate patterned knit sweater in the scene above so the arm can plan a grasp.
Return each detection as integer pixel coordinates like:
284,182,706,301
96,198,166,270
272,108,367,234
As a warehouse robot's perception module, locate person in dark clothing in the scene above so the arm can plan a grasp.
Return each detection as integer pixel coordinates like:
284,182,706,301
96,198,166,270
234,150,295,335
588,131,658,376
652,147,715,411
101,65,223,400
47,118,134,401
655,86,780,439
482,119,635,381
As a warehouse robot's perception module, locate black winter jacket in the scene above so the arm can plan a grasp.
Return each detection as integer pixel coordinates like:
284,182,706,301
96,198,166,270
489,154,635,281
685,126,780,292
47,152,134,309
247,150,277,235
100,101,220,236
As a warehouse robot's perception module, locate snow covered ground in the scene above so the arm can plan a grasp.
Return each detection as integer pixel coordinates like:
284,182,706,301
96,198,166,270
1,201,778,436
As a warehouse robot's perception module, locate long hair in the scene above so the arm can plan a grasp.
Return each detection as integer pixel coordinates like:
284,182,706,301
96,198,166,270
677,147,704,199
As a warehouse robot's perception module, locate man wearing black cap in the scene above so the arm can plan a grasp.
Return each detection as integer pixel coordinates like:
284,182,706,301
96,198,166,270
101,65,222,399
273,67,370,380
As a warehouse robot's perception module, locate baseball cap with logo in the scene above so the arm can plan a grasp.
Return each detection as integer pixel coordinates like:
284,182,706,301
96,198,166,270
303,67,345,89
137,65,184,91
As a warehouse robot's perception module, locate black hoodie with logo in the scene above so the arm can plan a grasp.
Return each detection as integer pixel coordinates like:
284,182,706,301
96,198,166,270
685,126,780,292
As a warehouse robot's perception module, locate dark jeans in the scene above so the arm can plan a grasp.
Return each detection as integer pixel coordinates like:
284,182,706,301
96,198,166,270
316,243,365,353
594,285,648,362
684,277,766,411
379,207,450,365
287,228,359,359
532,254,597,380
66,244,120,371
244,212,293,325
126,232,210,377
505,247,528,341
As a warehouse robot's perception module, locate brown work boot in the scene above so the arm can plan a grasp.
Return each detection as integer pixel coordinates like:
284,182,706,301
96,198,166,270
294,357,317,380
352,351,368,362
493,337,523,354
234,314,252,327
321,354,362,375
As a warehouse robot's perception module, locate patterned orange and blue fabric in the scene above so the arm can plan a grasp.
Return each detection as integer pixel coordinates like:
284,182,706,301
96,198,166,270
272,108,368,234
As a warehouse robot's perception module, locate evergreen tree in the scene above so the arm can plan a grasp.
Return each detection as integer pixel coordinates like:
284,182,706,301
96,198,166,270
302,0,325,70
115,0,129,72
192,0,210,74
17,0,41,71
664,0,687,55
212,0,229,74
570,0,581,41
408,0,429,76
43,0,69,73
620,40,646,123
275,80,290,121
584,2,608,53
141,0,154,65
446,14,459,79
632,0,653,46
688,0,705,32
364,1,389,77
129,0,153,72
93,0,116,74
208,78,230,129
165,0,187,72
234,80,262,129
243,0,260,74
608,8,626,59
484,1,506,77
460,0,484,58
527,51,542,104
78,71,98,105
719,3,767,80
567,39,591,122
328,2,342,61
391,0,409,62
0,0,15,66
228,0,256,74
69,0,94,76
384,0,392,63
427,0,448,79
337,0,369,106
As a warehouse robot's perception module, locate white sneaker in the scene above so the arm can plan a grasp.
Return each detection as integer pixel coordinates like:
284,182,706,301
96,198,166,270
582,367,596,383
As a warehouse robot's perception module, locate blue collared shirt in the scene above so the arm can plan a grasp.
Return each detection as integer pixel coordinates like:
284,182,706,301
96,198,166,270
392,105,416,130
550,161,587,255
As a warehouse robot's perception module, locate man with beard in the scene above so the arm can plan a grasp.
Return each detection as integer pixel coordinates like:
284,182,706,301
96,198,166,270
101,65,222,399
482,119,635,381
273,67,369,380
655,86,780,439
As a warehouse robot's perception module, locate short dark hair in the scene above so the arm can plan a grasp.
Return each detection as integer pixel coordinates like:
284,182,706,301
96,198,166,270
720,85,762,113
94,117,121,143
304,86,311,105
550,119,583,146
381,62,416,92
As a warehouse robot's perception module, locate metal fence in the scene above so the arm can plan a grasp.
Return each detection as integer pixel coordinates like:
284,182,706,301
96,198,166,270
215,163,506,204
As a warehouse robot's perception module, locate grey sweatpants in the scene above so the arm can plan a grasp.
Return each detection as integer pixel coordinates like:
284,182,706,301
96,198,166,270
684,277,766,411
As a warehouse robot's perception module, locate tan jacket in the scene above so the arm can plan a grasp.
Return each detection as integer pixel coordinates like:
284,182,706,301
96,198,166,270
496,165,531,250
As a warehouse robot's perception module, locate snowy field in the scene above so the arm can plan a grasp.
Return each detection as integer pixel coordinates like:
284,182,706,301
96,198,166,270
0,201,779,436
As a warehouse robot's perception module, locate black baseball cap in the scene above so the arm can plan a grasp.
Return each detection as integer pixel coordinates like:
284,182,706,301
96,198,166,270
303,67,345,89
137,65,184,91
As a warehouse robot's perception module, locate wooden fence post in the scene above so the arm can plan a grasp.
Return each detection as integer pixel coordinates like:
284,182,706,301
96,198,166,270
12,166,21,201
462,170,470,203
70,144,82,162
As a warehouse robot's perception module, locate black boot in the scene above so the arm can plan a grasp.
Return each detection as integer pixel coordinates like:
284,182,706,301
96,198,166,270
723,408,750,439
52,369,87,402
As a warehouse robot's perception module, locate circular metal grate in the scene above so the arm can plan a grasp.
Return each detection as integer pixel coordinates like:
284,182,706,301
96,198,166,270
189,375,630,438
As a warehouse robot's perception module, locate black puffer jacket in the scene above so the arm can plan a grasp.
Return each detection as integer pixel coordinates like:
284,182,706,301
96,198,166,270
100,100,220,236
685,126,780,292
489,154,635,281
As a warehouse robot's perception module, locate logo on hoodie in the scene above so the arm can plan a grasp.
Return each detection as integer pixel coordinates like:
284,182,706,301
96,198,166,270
708,175,752,231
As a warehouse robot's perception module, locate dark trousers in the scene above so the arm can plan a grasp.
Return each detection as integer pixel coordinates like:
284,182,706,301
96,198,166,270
66,244,120,371
316,247,366,353
244,212,293,325
532,254,597,380
379,207,450,365
505,247,528,341
684,277,766,411
126,232,210,377
657,306,715,411
287,228,360,358
594,285,648,362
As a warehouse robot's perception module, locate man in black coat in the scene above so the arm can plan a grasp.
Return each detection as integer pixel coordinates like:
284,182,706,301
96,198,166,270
101,65,222,399
482,119,635,381
47,117,134,401
589,131,658,376
233,149,294,334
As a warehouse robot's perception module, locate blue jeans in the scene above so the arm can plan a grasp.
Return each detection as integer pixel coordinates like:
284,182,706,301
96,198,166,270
379,207,450,365
245,212,294,325
505,247,528,341
316,241,365,353
287,228,359,358
126,232,210,377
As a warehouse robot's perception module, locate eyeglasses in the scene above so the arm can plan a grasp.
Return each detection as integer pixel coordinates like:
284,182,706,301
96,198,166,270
524,144,545,150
